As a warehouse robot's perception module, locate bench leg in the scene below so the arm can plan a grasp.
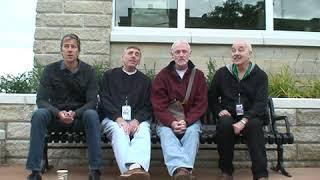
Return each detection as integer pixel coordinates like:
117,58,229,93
41,141,53,174
271,144,292,177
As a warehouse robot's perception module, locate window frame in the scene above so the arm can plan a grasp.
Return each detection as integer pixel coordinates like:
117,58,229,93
111,0,320,47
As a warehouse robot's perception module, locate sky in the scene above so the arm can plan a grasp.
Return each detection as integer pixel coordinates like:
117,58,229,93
0,0,37,75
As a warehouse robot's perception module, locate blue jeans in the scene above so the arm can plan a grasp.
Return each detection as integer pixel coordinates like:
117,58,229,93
157,120,201,176
102,118,151,174
26,108,103,171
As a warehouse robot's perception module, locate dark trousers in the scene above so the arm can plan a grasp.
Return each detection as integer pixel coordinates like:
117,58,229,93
26,108,103,171
217,115,268,179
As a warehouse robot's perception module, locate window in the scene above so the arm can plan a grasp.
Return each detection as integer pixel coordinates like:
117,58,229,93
274,0,320,32
112,0,320,46
186,0,265,30
115,0,177,27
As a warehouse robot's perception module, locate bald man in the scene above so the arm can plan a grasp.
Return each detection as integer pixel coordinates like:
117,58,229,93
209,40,269,180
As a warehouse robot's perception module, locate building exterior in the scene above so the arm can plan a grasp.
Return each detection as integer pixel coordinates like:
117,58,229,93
34,0,320,78
0,0,319,168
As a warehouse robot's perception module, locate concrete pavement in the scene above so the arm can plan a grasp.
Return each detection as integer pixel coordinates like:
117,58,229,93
0,165,319,180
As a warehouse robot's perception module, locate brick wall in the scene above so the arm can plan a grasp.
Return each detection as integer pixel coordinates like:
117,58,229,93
34,0,112,66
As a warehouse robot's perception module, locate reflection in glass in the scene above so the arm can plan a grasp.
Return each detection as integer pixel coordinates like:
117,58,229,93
115,0,177,28
186,0,265,30
274,0,320,32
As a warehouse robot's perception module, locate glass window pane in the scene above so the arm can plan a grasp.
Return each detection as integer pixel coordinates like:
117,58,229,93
186,0,265,30
274,0,320,32
115,0,177,28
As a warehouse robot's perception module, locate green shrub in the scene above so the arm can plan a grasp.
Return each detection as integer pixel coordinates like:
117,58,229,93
268,65,304,98
92,60,111,82
143,62,156,80
0,60,110,94
1,60,319,98
0,72,36,93
29,60,44,93
206,58,217,87
303,80,320,98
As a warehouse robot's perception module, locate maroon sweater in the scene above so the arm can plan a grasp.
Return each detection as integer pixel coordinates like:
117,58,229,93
151,61,208,127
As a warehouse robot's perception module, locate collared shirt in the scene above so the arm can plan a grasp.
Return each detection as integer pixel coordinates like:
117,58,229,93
232,62,253,80
122,67,137,75
176,68,187,79
36,60,98,117
60,60,80,74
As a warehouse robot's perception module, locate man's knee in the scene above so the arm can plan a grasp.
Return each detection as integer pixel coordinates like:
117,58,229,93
217,116,234,130
104,120,122,134
82,109,99,122
186,123,201,135
246,118,262,130
31,108,51,125
139,121,151,132
157,125,174,138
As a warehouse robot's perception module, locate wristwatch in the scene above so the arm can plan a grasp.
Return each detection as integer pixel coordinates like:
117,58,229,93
240,119,247,125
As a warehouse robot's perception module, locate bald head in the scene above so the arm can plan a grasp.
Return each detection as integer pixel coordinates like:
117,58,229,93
232,40,252,53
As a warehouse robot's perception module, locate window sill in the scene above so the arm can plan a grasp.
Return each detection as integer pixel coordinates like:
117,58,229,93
110,27,320,47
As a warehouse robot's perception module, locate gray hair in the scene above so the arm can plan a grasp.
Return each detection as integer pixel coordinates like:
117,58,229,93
171,40,191,53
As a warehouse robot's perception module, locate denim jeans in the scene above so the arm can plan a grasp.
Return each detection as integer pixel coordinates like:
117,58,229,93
102,118,151,174
157,120,201,176
26,108,103,171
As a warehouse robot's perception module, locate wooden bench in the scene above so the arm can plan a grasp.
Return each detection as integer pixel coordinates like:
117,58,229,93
41,97,294,177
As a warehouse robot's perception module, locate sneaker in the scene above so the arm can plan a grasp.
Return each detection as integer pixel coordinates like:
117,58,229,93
172,168,195,180
88,170,101,180
219,173,233,180
257,177,268,180
27,172,42,180
119,168,150,180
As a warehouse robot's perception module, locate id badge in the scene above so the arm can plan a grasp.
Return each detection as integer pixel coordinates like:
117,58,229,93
236,104,244,116
122,105,131,121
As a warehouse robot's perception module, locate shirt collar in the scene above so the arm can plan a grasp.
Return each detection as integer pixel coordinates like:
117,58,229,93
60,60,80,74
122,67,137,75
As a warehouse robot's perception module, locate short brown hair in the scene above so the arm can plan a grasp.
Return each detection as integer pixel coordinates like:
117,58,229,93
60,33,81,51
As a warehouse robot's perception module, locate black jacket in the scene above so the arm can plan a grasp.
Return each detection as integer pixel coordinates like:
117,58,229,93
208,64,268,121
36,60,98,118
99,67,152,122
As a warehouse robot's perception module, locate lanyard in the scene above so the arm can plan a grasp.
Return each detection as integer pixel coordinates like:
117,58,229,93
125,96,128,106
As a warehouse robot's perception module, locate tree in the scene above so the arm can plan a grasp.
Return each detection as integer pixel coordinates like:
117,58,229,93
202,0,265,29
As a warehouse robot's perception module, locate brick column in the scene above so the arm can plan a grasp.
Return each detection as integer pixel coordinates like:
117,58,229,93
0,129,5,164
33,0,113,66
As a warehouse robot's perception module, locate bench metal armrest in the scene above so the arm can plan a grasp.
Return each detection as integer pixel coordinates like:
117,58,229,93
272,115,291,134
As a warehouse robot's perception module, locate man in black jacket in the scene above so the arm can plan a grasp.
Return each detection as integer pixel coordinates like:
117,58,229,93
26,34,102,180
209,40,268,180
99,46,152,180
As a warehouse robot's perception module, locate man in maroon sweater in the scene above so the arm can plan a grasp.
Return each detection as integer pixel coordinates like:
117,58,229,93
151,40,208,180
